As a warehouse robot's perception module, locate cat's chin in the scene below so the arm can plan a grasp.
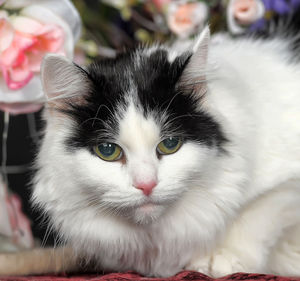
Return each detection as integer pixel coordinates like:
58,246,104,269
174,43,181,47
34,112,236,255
131,203,165,225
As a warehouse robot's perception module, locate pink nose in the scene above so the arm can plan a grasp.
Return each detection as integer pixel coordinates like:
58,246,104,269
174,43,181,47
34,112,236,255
134,180,157,196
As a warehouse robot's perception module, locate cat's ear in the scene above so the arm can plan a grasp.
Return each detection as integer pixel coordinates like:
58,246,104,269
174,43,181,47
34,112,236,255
179,26,210,98
41,54,90,108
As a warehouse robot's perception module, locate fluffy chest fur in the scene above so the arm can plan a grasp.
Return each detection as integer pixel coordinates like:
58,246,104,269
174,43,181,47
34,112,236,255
33,27,300,277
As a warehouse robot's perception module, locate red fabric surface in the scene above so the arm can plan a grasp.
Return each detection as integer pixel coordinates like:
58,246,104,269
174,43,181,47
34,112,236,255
1,271,300,281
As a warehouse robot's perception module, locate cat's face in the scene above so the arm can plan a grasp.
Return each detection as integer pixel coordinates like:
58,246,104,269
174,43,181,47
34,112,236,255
35,28,226,225
65,100,215,225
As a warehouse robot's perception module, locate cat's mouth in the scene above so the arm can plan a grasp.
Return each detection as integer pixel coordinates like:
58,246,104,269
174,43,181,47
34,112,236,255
133,202,165,224
133,196,174,213
99,196,171,223
138,202,156,212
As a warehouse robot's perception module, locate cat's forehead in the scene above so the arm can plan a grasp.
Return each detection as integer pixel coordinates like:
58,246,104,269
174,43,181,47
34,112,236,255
118,102,160,152
64,47,225,151
88,47,190,95
84,47,193,124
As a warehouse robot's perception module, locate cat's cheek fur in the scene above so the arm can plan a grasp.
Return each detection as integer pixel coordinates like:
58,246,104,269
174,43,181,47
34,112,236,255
70,149,130,194
34,142,240,277
34,114,233,277
65,141,215,223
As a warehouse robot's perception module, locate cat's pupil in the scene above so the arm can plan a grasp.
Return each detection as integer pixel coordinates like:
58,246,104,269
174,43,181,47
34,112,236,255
98,143,116,156
163,137,179,149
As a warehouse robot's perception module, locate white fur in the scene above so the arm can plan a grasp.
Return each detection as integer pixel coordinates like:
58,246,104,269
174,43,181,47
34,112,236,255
33,29,300,277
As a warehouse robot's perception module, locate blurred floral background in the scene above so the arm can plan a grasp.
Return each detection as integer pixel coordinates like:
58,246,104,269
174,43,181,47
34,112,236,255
72,0,300,65
0,0,299,249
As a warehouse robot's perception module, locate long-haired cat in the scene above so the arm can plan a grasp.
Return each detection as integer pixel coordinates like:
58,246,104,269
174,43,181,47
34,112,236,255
31,21,300,277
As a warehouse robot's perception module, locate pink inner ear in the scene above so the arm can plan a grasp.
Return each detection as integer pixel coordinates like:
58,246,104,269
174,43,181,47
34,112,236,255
178,26,210,97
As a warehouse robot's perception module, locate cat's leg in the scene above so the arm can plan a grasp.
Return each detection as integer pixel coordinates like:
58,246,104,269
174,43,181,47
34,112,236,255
268,224,300,276
186,181,300,277
0,247,78,275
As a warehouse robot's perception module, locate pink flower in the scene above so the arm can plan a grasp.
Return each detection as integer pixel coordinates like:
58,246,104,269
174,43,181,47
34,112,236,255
234,0,263,25
0,15,13,53
152,0,171,11
227,0,265,34
0,178,34,249
0,16,64,90
0,0,81,115
167,1,208,38
6,194,34,249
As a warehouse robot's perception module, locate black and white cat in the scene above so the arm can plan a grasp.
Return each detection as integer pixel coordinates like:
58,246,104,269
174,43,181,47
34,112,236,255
33,24,300,277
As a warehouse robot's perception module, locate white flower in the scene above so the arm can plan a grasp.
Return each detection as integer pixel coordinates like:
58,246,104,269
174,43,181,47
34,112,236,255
227,0,265,35
167,1,208,38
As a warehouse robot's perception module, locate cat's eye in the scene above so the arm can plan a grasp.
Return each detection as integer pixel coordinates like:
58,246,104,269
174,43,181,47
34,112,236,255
94,143,123,161
157,137,182,155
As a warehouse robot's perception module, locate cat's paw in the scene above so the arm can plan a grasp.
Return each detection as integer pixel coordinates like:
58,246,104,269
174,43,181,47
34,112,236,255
186,249,247,278
209,248,247,278
185,255,212,275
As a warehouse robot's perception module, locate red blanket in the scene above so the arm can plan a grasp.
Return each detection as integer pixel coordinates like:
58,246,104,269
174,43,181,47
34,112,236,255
1,271,300,281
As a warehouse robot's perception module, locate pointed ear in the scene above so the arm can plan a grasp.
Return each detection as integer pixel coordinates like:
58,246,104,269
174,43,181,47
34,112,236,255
41,54,90,108
179,26,210,97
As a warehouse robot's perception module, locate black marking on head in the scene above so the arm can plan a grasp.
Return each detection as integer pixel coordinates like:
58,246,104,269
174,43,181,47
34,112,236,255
63,47,227,151
130,49,226,147
62,57,131,150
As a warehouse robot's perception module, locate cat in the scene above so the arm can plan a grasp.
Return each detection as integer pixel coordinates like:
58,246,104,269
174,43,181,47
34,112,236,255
32,21,300,277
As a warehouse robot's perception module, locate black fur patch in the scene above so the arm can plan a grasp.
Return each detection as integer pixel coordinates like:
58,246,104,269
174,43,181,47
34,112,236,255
63,48,227,151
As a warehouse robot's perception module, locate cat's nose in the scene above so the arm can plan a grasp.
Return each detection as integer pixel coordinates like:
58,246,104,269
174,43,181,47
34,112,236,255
133,180,157,196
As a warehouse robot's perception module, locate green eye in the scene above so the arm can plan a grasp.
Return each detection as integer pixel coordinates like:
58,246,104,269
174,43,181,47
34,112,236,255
94,143,122,161
157,137,182,155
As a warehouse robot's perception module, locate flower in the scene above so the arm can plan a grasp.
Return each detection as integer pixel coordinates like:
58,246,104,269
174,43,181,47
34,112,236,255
262,0,300,14
227,0,265,34
249,0,300,33
167,1,208,38
233,0,263,25
0,0,81,115
262,0,289,15
0,16,64,90
0,178,34,249
152,0,171,11
0,13,13,53
6,193,34,249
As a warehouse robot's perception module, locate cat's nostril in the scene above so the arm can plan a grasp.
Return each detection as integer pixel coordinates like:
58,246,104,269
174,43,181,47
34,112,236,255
133,180,157,196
